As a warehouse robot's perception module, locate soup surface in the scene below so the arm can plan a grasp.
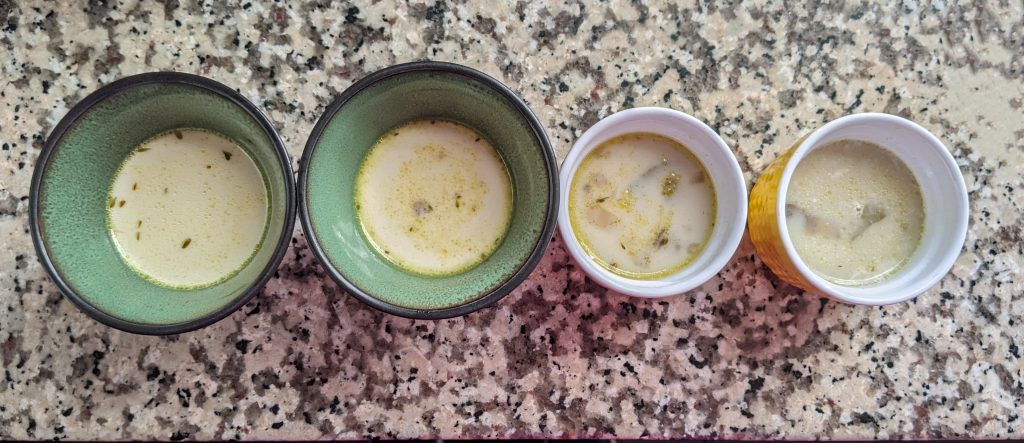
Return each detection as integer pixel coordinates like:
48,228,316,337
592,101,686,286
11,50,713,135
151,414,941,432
785,139,924,285
569,132,716,279
355,120,513,276
108,129,268,288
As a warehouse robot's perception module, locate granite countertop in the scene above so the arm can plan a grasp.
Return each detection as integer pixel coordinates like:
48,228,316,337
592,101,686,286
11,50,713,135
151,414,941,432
1,0,1022,440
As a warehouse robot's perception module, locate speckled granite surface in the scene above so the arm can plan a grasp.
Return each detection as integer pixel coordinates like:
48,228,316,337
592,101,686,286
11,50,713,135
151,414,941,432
1,0,1022,440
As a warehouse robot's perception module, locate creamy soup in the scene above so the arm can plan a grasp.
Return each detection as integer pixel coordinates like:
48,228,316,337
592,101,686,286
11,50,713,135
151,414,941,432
108,129,268,288
786,139,924,285
355,120,513,276
569,133,716,279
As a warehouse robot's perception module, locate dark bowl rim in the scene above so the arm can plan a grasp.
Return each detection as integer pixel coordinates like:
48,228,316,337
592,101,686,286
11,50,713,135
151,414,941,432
298,61,558,319
29,71,297,336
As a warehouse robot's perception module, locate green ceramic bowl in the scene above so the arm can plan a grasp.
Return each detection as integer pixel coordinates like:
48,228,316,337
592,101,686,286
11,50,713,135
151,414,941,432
299,61,557,319
30,72,295,335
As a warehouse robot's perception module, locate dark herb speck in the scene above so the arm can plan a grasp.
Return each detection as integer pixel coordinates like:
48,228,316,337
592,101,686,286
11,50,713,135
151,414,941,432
654,228,669,248
181,238,191,248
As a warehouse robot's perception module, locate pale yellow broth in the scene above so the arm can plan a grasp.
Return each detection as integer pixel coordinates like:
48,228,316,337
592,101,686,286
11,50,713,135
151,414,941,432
108,129,268,288
355,120,513,276
786,139,924,285
569,133,716,279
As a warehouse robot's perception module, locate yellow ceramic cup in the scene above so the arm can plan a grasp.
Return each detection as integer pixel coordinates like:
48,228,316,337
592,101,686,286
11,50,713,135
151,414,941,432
748,113,968,305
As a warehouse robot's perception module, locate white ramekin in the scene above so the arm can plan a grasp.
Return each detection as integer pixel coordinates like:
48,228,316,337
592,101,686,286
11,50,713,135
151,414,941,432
557,107,748,298
770,113,969,305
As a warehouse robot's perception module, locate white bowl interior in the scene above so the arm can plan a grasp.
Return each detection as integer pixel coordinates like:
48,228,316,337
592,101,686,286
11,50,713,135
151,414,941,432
777,113,969,305
557,108,747,298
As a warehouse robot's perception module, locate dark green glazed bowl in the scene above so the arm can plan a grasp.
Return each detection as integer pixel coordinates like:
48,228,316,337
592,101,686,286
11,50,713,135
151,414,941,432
299,61,557,319
30,72,295,335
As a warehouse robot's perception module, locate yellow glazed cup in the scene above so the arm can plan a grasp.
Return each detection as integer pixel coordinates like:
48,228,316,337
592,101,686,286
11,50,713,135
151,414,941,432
748,113,968,305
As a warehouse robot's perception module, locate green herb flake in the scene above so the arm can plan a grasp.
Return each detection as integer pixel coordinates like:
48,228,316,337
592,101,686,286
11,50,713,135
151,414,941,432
137,147,150,153
181,238,191,249
108,197,116,208
223,151,233,161
174,130,183,139
118,200,126,207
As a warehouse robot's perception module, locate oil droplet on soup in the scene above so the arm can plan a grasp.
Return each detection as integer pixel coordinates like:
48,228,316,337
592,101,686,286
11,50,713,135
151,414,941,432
355,120,513,276
107,129,268,288
785,139,924,285
569,133,716,279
